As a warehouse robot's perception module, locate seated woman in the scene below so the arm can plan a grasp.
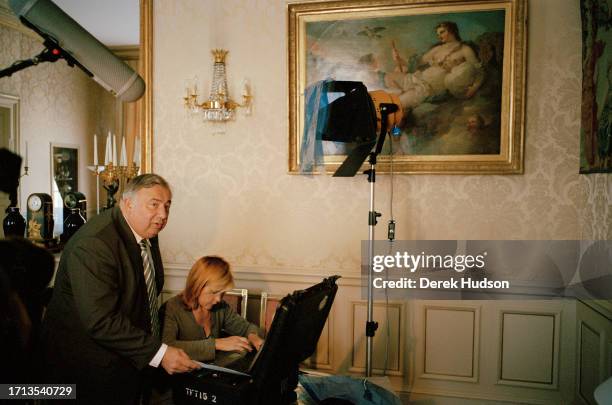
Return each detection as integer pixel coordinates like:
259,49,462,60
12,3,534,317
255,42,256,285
162,256,264,364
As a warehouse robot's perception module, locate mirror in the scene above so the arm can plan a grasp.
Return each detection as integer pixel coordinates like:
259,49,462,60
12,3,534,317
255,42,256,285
0,93,19,152
0,92,20,207
107,0,153,174
96,0,152,174
83,0,153,217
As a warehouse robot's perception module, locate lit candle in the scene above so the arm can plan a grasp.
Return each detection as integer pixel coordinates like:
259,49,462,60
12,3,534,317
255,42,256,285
112,133,117,164
93,133,98,166
120,135,127,166
134,135,140,165
242,79,252,115
104,132,110,165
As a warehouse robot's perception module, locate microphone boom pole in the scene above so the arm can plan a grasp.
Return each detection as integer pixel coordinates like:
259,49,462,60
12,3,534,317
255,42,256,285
0,38,66,78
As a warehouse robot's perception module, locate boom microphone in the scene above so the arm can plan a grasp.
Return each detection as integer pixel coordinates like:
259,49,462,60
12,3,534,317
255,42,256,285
7,0,144,102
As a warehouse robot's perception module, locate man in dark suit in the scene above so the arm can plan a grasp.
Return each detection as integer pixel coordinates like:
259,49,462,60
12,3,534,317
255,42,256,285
42,174,199,404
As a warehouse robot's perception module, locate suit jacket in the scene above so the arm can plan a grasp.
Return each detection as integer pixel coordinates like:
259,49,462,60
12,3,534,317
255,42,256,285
41,206,164,405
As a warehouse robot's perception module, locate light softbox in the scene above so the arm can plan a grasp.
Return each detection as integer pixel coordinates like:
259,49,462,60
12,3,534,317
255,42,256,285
317,81,402,177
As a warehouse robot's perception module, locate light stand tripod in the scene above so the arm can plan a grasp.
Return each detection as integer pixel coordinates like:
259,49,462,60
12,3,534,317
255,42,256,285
364,103,398,377
307,80,401,377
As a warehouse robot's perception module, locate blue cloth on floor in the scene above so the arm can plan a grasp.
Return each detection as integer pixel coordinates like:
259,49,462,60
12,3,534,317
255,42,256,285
299,79,332,173
298,374,402,405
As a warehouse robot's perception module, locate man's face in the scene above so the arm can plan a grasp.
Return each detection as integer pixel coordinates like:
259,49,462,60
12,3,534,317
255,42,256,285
123,185,172,239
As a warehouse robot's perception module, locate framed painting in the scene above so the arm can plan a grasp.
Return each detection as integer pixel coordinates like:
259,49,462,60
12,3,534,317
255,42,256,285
288,0,527,174
579,0,612,173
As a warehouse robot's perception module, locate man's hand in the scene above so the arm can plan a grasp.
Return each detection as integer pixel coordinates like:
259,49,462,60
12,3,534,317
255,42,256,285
215,336,253,352
161,346,200,375
247,333,264,351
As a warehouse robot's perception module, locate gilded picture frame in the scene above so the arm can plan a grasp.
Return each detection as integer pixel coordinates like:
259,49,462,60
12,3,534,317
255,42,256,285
288,0,527,174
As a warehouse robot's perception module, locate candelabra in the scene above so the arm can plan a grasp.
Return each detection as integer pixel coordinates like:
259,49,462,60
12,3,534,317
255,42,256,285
88,162,139,212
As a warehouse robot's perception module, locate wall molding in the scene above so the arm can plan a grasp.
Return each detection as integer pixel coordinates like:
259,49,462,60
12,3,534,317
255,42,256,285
578,298,612,321
164,262,362,288
577,320,602,404
497,309,561,389
110,45,139,61
404,387,551,405
421,304,480,383
349,300,404,376
0,0,39,40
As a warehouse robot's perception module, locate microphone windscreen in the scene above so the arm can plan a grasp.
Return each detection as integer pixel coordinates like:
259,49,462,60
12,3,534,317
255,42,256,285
10,0,145,102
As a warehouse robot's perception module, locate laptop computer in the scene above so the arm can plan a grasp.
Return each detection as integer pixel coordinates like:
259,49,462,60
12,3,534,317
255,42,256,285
199,339,267,377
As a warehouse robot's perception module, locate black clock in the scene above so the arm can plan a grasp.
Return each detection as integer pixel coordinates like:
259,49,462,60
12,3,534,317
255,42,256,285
63,191,87,220
26,193,53,241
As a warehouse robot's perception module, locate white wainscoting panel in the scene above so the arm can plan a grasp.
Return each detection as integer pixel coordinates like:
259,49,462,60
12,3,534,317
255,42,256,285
575,300,612,405
423,306,479,382
411,300,574,404
499,311,559,388
350,301,404,375
578,322,601,405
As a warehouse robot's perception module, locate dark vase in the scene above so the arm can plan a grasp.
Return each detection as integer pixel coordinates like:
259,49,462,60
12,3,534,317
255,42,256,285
63,208,86,243
3,207,26,238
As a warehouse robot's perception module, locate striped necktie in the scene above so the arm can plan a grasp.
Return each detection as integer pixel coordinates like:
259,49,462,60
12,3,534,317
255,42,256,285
140,239,160,337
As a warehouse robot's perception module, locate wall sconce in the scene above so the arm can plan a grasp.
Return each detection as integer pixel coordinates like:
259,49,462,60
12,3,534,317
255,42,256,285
184,49,252,121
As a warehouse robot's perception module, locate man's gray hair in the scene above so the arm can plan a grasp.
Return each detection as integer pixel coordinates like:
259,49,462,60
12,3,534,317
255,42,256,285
122,173,171,200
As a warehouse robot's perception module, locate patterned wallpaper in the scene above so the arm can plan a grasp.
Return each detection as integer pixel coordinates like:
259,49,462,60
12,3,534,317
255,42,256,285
0,24,97,215
152,0,611,274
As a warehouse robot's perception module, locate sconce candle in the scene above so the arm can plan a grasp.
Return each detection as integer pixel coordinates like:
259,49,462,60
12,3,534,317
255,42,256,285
242,79,253,115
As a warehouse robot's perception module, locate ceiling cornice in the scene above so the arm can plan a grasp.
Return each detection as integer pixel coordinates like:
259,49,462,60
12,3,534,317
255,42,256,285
109,45,139,61
0,0,40,40
0,1,136,62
